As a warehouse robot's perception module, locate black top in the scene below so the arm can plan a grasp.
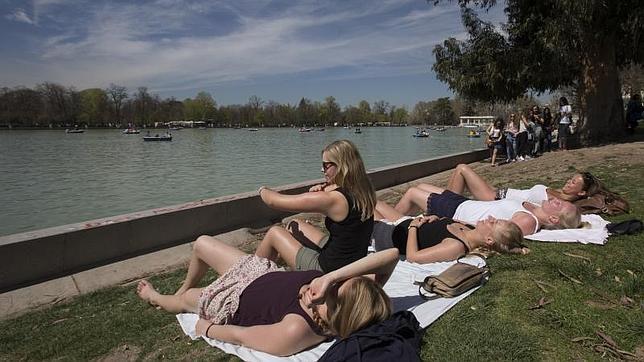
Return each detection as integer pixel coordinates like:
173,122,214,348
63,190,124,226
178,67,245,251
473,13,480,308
318,188,374,273
230,270,326,336
391,218,471,255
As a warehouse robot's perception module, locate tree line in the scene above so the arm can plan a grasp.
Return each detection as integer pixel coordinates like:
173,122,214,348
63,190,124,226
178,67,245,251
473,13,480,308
3,74,639,130
0,82,542,128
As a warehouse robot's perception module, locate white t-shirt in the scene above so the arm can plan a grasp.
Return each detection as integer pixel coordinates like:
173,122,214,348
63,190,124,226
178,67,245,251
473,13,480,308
505,185,548,204
559,104,572,124
453,198,540,234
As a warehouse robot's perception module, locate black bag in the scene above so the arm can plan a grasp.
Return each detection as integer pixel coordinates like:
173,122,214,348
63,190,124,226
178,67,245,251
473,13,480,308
606,219,643,236
415,260,490,299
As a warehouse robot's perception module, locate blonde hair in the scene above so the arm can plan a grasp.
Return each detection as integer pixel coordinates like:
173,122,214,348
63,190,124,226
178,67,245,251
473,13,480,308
323,140,376,220
326,277,392,339
541,205,582,230
490,221,527,255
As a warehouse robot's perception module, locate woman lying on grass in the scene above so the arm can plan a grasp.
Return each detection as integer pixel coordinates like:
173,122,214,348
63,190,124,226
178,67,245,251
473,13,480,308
445,163,601,204
137,235,397,357
372,201,527,263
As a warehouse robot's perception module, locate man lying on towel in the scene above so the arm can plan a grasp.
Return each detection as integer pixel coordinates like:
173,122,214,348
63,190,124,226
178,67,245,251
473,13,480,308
394,183,582,237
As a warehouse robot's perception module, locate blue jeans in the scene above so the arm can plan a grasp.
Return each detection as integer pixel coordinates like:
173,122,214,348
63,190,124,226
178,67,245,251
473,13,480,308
505,132,516,160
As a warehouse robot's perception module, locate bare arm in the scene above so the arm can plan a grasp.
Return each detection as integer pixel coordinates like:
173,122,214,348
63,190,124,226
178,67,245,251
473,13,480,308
405,216,466,263
512,212,538,236
197,315,324,356
259,187,348,220
308,248,399,304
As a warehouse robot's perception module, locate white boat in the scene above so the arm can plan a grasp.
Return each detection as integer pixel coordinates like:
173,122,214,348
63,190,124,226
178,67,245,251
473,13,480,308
299,127,313,132
65,129,84,134
413,129,430,138
143,133,172,141
122,128,140,134
247,128,259,132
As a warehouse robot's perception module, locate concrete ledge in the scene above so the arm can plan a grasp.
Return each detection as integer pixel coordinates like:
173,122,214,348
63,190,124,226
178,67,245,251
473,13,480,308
0,149,487,293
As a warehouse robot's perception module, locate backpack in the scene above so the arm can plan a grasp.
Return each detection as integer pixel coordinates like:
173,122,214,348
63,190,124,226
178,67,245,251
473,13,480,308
574,189,630,216
318,311,423,362
415,260,490,299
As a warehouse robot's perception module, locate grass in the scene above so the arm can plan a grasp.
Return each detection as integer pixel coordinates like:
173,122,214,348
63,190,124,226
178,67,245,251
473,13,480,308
1,144,643,361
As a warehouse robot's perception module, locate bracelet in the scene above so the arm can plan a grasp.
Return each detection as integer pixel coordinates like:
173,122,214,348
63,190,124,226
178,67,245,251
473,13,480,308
205,322,215,338
258,186,267,195
407,225,419,230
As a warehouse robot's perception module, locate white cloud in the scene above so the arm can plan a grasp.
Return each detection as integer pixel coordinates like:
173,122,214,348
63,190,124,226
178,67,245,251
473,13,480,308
2,0,505,96
6,8,35,24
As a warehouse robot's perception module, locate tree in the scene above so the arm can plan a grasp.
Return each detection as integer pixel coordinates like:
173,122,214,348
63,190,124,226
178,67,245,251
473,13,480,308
79,88,109,126
184,91,217,121
358,100,372,124
321,96,341,125
133,87,153,125
392,107,409,124
432,0,644,145
106,84,128,123
37,82,72,125
431,97,456,125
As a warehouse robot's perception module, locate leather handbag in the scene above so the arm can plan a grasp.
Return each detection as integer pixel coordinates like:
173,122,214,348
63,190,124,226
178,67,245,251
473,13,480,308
415,260,490,299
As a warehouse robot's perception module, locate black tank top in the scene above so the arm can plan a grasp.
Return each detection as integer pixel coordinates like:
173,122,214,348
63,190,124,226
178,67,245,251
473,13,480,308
230,270,326,336
391,218,472,255
318,188,374,273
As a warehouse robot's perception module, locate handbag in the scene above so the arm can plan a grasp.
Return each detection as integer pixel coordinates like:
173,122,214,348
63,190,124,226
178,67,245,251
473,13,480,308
414,260,490,299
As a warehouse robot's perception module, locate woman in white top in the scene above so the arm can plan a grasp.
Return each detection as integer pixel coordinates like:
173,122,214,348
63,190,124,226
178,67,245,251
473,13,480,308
393,183,581,236
444,163,601,203
558,97,572,150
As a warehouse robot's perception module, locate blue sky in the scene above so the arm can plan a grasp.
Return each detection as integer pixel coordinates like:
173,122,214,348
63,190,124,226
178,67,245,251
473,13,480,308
1,0,506,108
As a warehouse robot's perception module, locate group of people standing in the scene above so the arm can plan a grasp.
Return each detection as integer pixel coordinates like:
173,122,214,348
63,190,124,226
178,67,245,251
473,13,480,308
136,139,597,357
486,97,574,166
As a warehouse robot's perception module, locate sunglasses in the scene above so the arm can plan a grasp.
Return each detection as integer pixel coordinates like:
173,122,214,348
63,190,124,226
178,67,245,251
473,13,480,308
322,161,336,171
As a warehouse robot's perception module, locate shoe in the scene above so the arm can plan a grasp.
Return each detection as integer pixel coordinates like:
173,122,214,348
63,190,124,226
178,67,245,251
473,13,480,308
525,155,532,160
518,156,524,161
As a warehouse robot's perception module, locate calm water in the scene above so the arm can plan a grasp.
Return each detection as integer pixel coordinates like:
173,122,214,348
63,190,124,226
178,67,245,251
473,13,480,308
0,127,484,236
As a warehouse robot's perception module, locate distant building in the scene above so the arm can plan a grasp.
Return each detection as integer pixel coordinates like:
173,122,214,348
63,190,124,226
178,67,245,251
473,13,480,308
458,116,494,128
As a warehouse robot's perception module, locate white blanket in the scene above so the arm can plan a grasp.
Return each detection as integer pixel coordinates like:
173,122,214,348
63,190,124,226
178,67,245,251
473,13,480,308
176,255,486,362
525,214,609,245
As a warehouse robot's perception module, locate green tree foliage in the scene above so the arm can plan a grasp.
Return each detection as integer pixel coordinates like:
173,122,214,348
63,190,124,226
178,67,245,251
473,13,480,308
432,97,457,125
432,0,644,145
79,88,109,125
184,91,216,121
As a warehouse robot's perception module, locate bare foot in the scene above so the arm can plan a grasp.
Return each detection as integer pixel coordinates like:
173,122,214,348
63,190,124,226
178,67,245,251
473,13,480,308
137,280,159,306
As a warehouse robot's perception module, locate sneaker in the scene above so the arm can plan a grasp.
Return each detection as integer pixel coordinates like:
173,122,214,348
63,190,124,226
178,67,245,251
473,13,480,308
518,156,525,161
524,155,532,160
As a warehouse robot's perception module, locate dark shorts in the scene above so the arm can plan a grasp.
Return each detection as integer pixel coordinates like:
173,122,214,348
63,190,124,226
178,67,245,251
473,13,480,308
426,190,469,218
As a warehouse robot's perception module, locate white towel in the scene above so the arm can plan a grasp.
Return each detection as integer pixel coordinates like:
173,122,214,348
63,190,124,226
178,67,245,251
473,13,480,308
525,214,609,245
176,255,486,361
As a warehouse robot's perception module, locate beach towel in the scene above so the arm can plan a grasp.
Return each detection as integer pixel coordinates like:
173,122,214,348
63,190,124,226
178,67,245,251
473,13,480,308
175,255,486,362
525,214,609,245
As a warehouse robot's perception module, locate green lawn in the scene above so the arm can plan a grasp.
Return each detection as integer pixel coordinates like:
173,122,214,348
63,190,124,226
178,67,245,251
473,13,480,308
1,146,642,361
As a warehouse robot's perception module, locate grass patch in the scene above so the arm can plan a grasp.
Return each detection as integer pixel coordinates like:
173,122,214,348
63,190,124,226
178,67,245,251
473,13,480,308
1,145,643,360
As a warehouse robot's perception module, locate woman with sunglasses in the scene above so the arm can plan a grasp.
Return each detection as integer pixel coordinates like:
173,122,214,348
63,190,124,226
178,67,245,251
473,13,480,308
137,237,396,356
254,139,376,273
435,163,601,205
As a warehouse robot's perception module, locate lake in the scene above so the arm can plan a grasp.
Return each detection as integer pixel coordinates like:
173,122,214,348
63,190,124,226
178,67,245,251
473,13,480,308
0,127,485,236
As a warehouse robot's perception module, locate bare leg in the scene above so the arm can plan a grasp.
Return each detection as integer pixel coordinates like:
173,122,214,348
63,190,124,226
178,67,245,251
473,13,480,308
138,280,202,313
446,164,497,201
491,148,498,166
286,219,326,247
175,235,246,295
375,200,405,221
255,225,304,269
394,186,434,215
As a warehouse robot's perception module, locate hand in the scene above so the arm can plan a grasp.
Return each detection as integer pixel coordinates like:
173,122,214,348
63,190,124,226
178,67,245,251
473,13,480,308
410,215,437,228
195,318,213,337
309,183,326,192
307,275,333,306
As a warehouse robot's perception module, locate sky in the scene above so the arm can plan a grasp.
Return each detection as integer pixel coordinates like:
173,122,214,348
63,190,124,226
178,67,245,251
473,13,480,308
1,0,506,108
